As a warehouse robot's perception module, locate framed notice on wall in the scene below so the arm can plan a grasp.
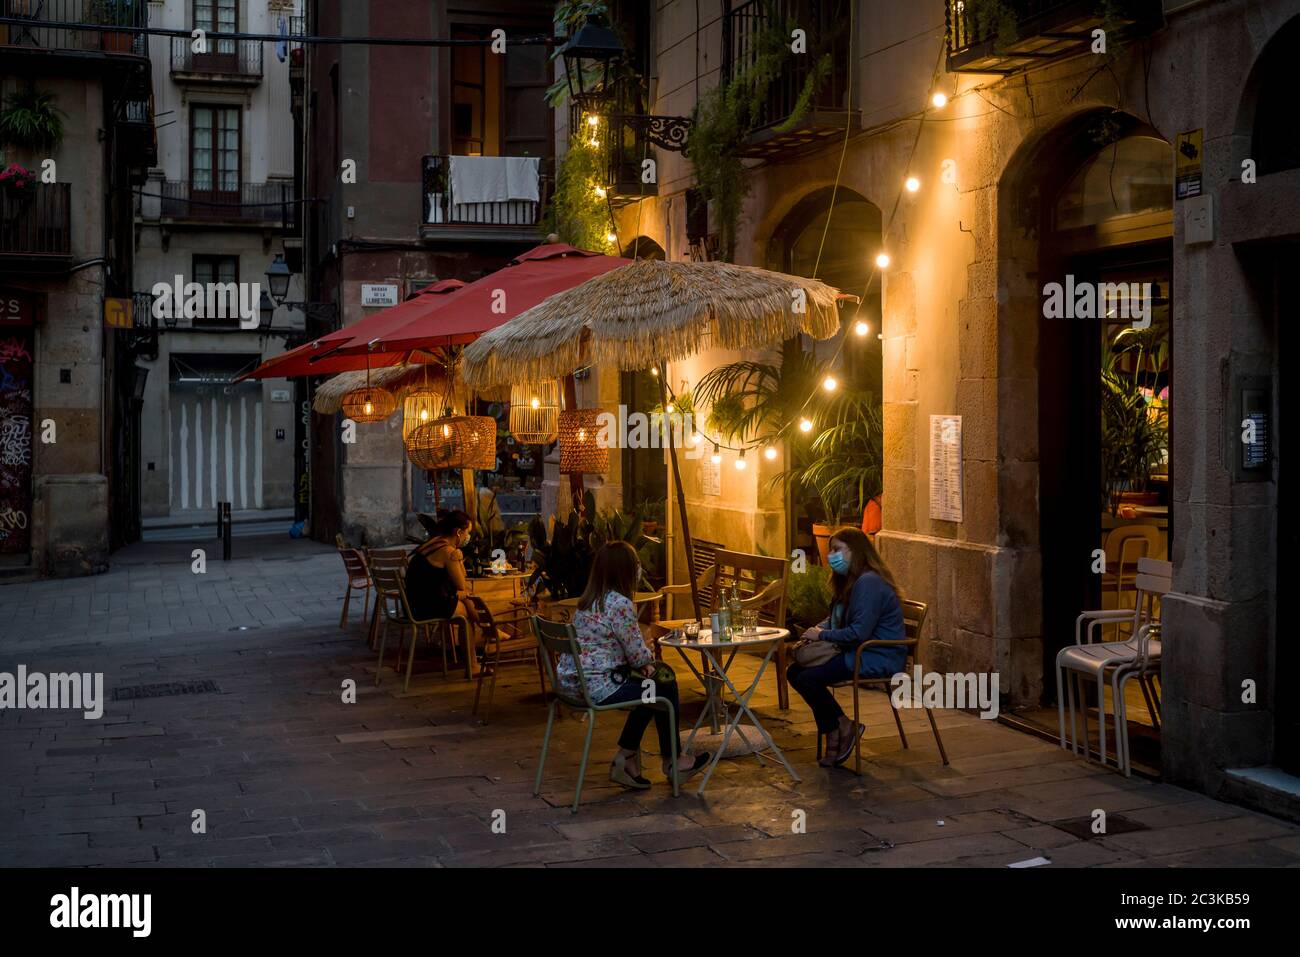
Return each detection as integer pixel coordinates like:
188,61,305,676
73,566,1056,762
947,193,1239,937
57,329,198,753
699,457,721,497
929,415,963,523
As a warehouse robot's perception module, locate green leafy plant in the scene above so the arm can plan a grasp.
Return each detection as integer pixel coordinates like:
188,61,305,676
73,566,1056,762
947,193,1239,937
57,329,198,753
689,2,835,261
786,563,831,627
1100,322,1169,515
541,129,614,252
793,388,884,524
694,341,820,445
0,86,66,151
527,490,598,599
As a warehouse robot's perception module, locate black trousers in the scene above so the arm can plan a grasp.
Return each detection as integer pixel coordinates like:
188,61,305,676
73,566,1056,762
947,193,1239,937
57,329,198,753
786,656,855,734
600,667,681,757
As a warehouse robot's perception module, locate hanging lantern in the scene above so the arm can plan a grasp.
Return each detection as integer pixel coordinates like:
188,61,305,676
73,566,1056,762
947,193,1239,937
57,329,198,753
341,353,396,423
559,408,608,475
407,416,497,470
509,379,561,445
341,386,396,423
402,366,447,444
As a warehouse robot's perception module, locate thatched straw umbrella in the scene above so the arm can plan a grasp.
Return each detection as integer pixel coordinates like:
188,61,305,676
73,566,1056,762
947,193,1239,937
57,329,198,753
461,258,851,619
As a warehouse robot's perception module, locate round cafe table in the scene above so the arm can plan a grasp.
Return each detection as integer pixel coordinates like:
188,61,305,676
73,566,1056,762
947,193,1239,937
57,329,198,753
659,626,801,795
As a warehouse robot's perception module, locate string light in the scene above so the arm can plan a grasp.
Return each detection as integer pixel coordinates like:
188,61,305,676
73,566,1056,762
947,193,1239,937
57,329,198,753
875,251,891,269
594,185,607,199
799,417,813,433
854,320,870,336
734,449,747,470
930,91,947,109
711,443,722,465
606,232,617,244
822,375,838,392
905,176,920,192
649,366,659,377
764,446,778,461
689,431,701,446
665,402,675,414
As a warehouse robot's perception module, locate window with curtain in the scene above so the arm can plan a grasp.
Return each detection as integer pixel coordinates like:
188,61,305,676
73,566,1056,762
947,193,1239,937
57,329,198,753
194,0,238,54
191,106,240,195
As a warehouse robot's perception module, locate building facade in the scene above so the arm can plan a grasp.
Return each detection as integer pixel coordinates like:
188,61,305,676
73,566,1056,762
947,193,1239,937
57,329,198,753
299,0,557,546
603,0,1299,817
133,0,304,528
0,1,157,577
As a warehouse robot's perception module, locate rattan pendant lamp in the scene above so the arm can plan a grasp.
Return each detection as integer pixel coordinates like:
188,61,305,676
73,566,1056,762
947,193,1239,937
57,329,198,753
405,353,497,471
508,378,562,445
401,361,446,443
341,349,396,423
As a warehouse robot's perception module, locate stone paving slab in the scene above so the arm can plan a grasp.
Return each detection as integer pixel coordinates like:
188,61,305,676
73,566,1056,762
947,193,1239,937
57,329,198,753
2,539,1300,867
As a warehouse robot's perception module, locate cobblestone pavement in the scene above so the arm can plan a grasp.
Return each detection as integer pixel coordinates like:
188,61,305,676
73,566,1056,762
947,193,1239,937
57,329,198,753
2,538,1299,868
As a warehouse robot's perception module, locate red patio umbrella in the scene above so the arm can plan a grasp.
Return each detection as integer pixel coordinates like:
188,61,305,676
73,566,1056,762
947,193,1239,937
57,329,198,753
328,244,631,359
242,278,467,380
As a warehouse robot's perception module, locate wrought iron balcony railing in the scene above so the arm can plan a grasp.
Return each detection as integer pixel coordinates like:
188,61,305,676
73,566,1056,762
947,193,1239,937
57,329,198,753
0,183,72,260
0,0,146,55
421,155,551,230
170,36,263,80
945,0,1162,74
723,0,857,160
159,180,296,227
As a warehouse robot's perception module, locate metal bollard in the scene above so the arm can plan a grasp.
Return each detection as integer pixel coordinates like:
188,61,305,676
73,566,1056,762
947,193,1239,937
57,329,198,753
221,502,232,561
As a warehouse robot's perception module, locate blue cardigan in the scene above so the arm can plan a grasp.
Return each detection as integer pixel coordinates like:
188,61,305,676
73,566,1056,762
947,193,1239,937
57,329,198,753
817,571,907,677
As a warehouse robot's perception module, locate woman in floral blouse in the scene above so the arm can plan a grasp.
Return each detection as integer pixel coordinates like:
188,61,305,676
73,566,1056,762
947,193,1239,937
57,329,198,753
558,542,710,789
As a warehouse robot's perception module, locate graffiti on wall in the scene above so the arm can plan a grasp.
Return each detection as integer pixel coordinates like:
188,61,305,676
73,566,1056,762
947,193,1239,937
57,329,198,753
0,331,34,553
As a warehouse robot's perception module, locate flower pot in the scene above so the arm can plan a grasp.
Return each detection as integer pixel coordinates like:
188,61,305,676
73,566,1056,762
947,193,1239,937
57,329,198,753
860,495,883,535
812,522,832,567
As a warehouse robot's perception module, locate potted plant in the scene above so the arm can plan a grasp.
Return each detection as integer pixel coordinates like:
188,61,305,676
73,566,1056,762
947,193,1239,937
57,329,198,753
0,85,66,154
0,163,37,198
1100,323,1169,515
792,388,884,564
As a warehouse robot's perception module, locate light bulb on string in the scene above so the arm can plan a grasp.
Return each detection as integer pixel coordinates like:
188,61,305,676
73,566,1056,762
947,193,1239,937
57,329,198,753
875,251,891,270
854,320,870,337
930,91,948,109
606,232,617,244
689,432,701,446
711,443,721,465
822,375,838,392
649,366,658,377
764,446,778,461
594,185,607,199
735,449,747,471
798,417,813,433
905,176,920,193
665,402,675,414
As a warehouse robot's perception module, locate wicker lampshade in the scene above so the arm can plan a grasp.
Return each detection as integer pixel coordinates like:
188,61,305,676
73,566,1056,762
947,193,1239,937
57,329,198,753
406,415,497,470
341,386,396,423
559,408,608,475
402,388,447,443
509,379,561,445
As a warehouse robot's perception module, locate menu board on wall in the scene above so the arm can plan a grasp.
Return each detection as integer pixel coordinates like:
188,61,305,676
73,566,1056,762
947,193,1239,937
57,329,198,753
699,457,721,497
929,415,963,523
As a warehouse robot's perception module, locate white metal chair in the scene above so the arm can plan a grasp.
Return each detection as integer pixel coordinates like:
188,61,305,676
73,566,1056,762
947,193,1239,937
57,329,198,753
1109,558,1170,776
1056,557,1170,772
1101,524,1161,630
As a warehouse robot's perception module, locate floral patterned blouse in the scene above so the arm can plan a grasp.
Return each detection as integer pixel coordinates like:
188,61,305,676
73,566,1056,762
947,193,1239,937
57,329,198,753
557,591,653,703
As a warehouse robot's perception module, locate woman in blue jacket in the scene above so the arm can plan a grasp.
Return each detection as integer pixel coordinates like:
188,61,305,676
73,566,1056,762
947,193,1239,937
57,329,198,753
787,527,907,767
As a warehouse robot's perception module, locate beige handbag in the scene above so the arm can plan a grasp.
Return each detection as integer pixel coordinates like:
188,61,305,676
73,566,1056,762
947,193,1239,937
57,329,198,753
793,637,839,667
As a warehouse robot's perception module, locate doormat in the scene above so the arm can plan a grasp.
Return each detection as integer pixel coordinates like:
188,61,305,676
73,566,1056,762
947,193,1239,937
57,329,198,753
1050,813,1148,841
111,679,221,701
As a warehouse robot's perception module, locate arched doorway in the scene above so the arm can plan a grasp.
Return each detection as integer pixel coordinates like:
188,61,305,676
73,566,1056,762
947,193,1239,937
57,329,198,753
763,187,884,549
1001,110,1173,759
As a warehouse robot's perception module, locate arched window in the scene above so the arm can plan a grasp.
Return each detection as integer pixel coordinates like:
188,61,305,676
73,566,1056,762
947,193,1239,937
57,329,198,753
1251,15,1300,175
1054,135,1172,232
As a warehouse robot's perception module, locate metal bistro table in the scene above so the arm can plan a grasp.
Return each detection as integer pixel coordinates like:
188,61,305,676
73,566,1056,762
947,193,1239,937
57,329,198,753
659,627,801,794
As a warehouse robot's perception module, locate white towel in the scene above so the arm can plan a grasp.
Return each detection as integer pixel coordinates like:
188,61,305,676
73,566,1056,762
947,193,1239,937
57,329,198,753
449,156,540,206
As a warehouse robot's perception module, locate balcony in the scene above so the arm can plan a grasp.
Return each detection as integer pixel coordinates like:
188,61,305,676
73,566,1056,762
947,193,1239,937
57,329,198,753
945,0,1163,74
158,180,296,228
420,155,551,243
119,94,157,171
0,183,73,267
0,0,146,57
724,0,859,161
170,36,263,84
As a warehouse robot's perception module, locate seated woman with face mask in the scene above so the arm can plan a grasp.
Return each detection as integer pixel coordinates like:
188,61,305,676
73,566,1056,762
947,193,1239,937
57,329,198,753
786,527,906,768
404,508,481,676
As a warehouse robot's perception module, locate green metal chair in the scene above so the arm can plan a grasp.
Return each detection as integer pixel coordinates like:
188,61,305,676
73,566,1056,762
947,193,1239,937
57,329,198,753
530,615,681,813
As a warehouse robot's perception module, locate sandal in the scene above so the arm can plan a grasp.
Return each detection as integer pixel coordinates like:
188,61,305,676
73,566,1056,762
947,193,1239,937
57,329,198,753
819,731,840,767
610,752,651,790
833,722,865,767
663,752,712,782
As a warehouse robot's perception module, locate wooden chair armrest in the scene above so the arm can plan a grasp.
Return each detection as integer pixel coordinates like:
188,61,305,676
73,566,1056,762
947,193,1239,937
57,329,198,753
741,580,783,609
660,583,694,595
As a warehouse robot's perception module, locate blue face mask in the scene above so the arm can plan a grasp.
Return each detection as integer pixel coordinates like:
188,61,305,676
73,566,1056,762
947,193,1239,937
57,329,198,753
828,551,850,574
